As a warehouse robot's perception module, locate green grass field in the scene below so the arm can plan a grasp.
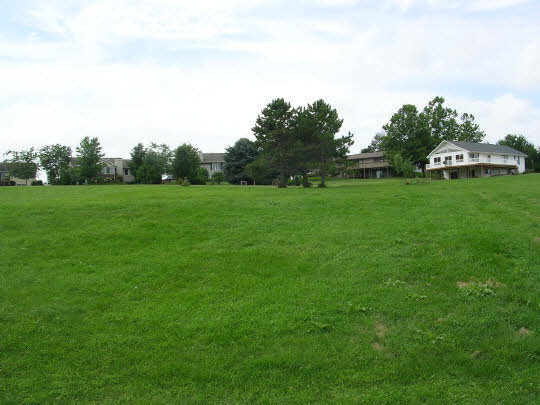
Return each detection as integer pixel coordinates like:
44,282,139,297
1,176,539,404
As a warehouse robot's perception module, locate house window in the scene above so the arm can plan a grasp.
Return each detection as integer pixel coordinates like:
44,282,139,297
503,155,508,160
212,163,221,171
487,155,491,158
444,156,452,164
485,168,491,175
434,157,441,163
124,168,129,176
455,154,463,161
469,153,479,158
517,157,520,165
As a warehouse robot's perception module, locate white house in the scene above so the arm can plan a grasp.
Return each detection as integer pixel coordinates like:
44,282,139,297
426,141,527,180
199,153,226,179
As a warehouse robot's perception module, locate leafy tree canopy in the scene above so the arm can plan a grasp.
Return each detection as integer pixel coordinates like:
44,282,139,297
498,134,539,171
39,144,72,184
4,148,39,185
224,138,259,184
76,137,104,182
172,144,201,182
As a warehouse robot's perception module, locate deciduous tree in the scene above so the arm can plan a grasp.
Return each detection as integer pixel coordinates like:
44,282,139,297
4,148,39,185
76,137,104,183
39,144,72,184
172,144,201,182
498,134,539,171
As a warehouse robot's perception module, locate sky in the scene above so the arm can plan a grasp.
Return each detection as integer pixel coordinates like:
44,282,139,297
1,0,540,161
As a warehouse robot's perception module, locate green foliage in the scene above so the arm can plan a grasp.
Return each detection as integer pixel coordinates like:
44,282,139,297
460,284,496,298
59,165,81,185
172,144,201,182
129,143,172,184
3,148,39,185
30,180,43,186
252,98,300,187
39,144,72,184
376,96,486,172
211,171,225,184
498,134,539,171
244,156,279,185
392,152,416,178
303,99,353,187
129,143,146,182
192,167,208,185
224,138,259,184
137,162,161,184
76,137,104,182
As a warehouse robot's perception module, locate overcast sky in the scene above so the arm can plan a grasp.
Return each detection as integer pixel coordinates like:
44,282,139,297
1,0,539,160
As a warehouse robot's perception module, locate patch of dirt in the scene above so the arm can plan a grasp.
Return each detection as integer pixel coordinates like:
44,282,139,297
517,327,532,337
470,350,481,358
531,199,536,205
534,236,540,244
457,278,507,289
375,322,387,338
486,277,507,288
372,342,384,351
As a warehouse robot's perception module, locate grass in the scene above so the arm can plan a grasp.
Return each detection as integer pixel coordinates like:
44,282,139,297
1,175,539,404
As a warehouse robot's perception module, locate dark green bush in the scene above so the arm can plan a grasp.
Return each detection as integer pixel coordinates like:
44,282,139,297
31,180,43,186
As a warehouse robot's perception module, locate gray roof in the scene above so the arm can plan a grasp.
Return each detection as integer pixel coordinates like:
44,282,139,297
347,151,385,160
201,153,226,163
449,141,528,156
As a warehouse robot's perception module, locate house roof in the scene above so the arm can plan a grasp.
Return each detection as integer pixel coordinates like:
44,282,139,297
347,151,385,160
0,162,9,172
428,141,528,158
201,153,226,163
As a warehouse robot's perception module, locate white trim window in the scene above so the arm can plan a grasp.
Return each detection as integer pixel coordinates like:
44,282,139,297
212,163,221,171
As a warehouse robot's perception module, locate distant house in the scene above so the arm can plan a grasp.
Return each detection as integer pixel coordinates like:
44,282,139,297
200,153,226,179
426,141,527,180
0,162,37,186
346,151,393,179
70,157,135,183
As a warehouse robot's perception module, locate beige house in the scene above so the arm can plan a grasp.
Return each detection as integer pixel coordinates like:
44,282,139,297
0,163,37,186
70,157,135,183
347,151,394,179
200,153,226,178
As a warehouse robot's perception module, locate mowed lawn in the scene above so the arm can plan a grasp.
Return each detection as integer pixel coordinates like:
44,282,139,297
1,176,539,404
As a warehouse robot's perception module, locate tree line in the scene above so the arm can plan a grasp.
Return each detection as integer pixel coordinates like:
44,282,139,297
2,138,217,185
363,96,540,175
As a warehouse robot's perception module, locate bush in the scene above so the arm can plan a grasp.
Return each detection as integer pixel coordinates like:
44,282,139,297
191,167,208,185
245,157,279,185
212,171,225,184
392,152,416,178
31,180,43,186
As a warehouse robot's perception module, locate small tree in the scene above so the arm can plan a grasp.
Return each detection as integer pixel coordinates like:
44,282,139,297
392,152,416,178
137,162,162,184
192,167,208,185
129,143,146,183
172,144,201,182
39,144,72,184
245,156,279,185
76,137,104,183
212,171,225,184
4,148,39,185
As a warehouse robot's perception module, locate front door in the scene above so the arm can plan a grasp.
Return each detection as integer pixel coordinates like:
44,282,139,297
471,169,476,178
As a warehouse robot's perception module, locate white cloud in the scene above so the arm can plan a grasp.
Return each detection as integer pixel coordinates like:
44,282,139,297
0,0,539,161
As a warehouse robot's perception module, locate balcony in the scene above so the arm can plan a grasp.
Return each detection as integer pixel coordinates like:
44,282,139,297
428,156,517,171
470,158,479,163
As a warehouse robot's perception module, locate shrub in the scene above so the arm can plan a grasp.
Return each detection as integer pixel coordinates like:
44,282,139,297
460,284,495,298
31,180,43,186
181,178,191,186
392,152,416,178
212,171,225,184
191,168,208,185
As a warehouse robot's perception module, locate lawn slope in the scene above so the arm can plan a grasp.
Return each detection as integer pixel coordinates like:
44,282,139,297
1,175,539,404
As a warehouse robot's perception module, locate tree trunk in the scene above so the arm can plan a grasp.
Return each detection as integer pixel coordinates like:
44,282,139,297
278,172,287,188
302,171,310,187
319,171,327,188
